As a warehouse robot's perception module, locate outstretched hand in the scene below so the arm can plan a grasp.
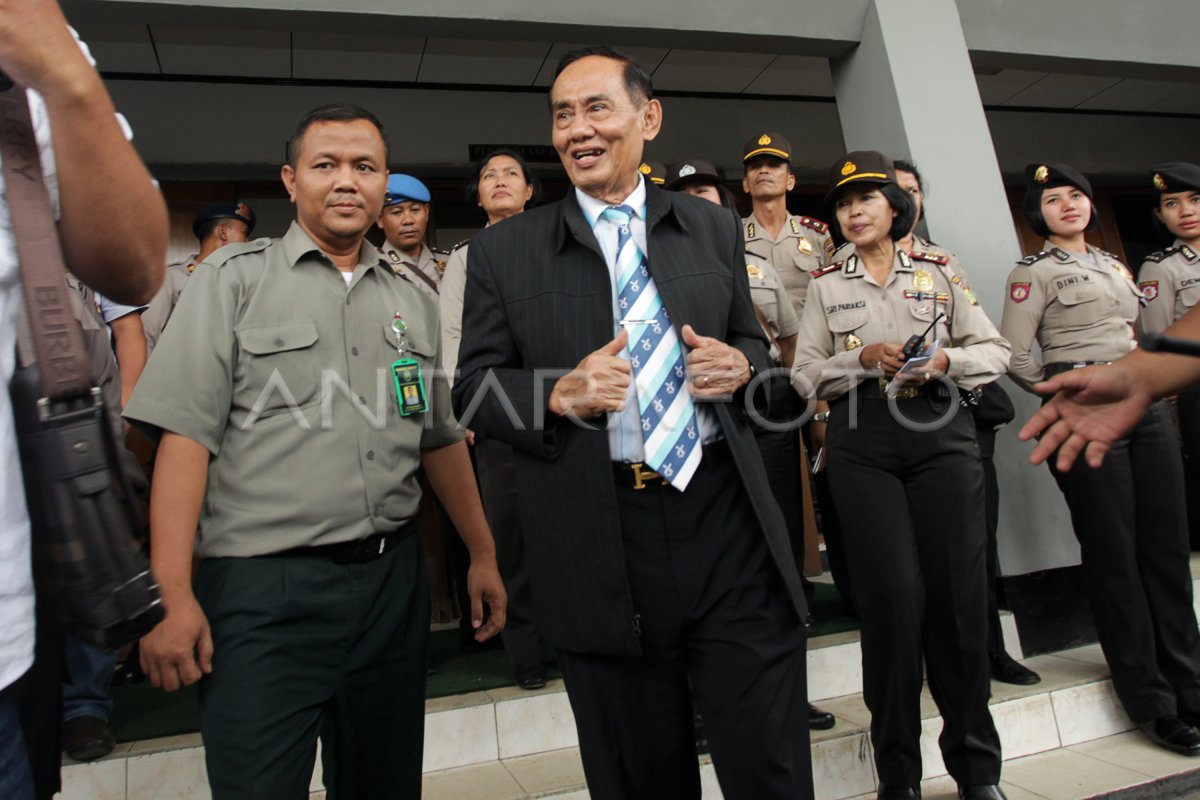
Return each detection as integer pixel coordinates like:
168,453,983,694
1018,364,1152,471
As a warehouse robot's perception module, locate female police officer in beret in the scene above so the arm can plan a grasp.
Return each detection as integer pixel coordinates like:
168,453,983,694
1139,163,1200,549
794,151,1010,800
1000,162,1200,757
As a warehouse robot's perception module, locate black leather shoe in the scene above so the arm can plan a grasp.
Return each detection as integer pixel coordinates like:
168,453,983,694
809,703,836,730
513,664,546,691
989,652,1041,686
958,785,1007,800
876,785,920,800
62,715,115,761
1139,715,1200,755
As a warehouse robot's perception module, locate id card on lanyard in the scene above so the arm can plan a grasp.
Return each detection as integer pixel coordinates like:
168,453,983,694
390,312,427,416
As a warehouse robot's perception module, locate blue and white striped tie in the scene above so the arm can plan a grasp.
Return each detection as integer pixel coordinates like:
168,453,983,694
602,205,702,490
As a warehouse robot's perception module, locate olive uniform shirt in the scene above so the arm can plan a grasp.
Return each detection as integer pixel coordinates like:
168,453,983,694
1000,242,1141,393
794,249,1010,401
124,222,461,558
140,261,191,355
1137,241,1200,335
745,249,799,363
381,240,448,302
438,238,471,384
743,212,834,313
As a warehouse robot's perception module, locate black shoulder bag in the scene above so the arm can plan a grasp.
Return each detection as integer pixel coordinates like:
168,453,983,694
0,80,164,649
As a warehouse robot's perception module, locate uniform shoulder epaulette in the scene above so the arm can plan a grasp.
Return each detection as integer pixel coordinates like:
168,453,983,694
1015,251,1051,267
798,216,830,235
811,261,843,279
743,220,757,239
207,238,272,268
911,251,950,267
432,246,451,257
1143,246,1180,263
1096,247,1120,261
450,238,470,252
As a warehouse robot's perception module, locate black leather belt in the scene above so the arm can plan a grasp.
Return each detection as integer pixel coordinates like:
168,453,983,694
1043,361,1113,379
275,520,415,565
613,439,731,490
861,377,930,401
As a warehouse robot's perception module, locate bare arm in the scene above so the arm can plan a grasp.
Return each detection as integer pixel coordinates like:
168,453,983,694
421,441,506,641
139,433,213,692
110,313,148,408
0,0,166,304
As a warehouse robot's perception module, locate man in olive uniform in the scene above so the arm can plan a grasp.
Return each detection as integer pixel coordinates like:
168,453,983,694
141,202,256,355
377,173,447,301
125,104,506,800
741,131,834,314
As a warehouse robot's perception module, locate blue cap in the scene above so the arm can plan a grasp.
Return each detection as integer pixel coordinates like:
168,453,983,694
384,174,431,206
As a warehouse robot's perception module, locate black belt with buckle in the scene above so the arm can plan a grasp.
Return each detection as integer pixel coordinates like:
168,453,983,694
275,520,415,565
613,439,731,490
862,376,928,401
1043,360,1113,379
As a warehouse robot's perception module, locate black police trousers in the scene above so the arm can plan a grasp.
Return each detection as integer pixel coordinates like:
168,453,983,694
1049,400,1200,723
827,390,1001,788
1177,388,1200,550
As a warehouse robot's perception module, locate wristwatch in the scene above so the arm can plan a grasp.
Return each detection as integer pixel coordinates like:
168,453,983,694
812,411,830,423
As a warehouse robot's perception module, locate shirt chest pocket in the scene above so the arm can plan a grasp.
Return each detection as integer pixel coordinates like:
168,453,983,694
748,270,781,323
827,308,869,334
236,320,321,414
1179,282,1200,311
1053,284,1103,326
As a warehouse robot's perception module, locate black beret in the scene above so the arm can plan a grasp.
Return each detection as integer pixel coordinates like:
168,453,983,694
193,201,256,239
1150,162,1200,195
1025,162,1093,201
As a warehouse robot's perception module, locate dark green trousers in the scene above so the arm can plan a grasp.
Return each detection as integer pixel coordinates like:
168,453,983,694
195,533,429,800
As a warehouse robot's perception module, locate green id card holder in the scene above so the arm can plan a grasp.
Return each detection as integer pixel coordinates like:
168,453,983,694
392,358,427,416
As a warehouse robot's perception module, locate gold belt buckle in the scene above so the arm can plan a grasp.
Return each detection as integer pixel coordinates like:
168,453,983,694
878,377,920,400
630,462,666,490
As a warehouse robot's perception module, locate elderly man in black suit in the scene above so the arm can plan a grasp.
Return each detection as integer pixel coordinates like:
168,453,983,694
453,46,813,800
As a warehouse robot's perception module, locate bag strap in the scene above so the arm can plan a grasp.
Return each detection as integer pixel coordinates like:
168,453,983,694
0,82,91,400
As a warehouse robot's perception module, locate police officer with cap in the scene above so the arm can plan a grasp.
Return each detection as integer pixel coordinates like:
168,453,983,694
1001,161,1200,757
742,131,834,314
795,151,1010,800
1139,162,1200,549
142,201,256,355
377,174,448,301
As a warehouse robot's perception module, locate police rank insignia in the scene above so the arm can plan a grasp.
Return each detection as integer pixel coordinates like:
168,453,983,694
388,250,400,263
746,264,763,279
844,334,863,351
912,270,934,292
1010,282,1032,303
1034,165,1049,184
1140,281,1159,301
797,239,813,256
437,260,447,274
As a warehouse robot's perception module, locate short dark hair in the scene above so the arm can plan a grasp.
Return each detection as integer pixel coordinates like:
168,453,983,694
1023,185,1099,238
465,148,542,209
893,159,925,221
195,218,225,242
551,46,654,107
828,182,917,243
671,179,738,213
285,104,389,167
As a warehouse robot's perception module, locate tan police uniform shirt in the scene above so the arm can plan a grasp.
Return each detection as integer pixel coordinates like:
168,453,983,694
743,212,833,313
745,249,800,363
381,241,447,302
835,235,973,284
438,238,472,385
1137,240,1200,335
1000,242,1142,392
140,262,191,355
124,222,462,559
794,249,1010,401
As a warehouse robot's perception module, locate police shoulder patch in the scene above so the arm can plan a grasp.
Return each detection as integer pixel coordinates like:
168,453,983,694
812,262,844,279
911,251,950,267
208,238,272,269
1143,246,1180,263
450,238,471,252
1016,251,1051,267
798,216,829,235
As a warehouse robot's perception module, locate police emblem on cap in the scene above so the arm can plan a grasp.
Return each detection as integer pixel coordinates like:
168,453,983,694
1034,165,1049,184
841,161,856,177
797,239,813,256
679,164,696,178
844,334,863,351
236,202,250,218
758,134,772,146
639,163,653,175
1153,174,1167,191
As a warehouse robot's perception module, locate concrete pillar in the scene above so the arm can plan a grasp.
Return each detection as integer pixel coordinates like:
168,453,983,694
830,0,1079,575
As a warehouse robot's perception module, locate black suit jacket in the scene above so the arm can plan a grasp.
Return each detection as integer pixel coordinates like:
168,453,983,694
453,184,806,656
